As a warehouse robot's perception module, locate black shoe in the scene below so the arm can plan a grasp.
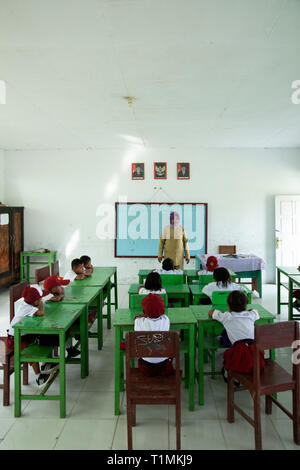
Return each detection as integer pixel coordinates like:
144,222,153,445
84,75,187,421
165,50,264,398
66,347,81,358
36,370,57,387
233,379,241,388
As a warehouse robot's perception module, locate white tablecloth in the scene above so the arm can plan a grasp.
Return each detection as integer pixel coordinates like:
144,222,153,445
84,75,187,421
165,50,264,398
196,254,266,273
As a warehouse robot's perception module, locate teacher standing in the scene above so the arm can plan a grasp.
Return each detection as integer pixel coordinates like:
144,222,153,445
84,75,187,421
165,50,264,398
158,211,190,270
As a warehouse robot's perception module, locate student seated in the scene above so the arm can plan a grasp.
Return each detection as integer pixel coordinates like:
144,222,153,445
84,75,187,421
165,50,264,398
201,267,247,301
64,258,91,282
43,275,70,302
134,294,173,376
154,258,183,274
7,285,60,387
80,255,94,275
138,272,166,295
208,290,264,386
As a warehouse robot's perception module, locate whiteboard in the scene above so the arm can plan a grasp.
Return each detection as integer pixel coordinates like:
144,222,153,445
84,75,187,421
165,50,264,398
115,202,207,257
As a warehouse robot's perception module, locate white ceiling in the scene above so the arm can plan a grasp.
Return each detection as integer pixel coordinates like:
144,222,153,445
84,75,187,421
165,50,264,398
0,0,300,149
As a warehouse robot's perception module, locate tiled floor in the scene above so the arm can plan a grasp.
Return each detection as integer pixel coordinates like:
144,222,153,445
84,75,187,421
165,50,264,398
0,283,298,450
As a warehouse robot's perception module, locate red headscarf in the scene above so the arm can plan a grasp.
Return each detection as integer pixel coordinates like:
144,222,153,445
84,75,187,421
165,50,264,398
206,255,219,272
44,275,70,292
141,293,165,319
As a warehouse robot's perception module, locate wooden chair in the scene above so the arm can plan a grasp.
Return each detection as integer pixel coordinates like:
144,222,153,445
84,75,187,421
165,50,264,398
51,261,60,276
125,330,181,450
0,281,29,406
35,265,50,284
227,321,300,450
219,245,236,254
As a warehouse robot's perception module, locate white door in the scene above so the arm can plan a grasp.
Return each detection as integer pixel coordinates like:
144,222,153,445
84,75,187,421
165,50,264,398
275,195,300,266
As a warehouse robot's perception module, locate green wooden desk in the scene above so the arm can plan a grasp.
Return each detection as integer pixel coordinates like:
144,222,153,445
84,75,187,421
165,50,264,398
183,270,198,284
189,304,276,406
128,283,190,307
20,251,57,282
113,307,196,415
189,284,252,305
48,285,103,372
288,275,300,320
73,267,118,330
13,302,88,418
277,266,300,315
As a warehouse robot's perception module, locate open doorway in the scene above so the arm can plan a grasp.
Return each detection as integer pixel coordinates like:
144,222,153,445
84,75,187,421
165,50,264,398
275,196,300,266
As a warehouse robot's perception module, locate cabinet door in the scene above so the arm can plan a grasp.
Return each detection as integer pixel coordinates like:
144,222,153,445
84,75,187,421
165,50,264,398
12,208,24,276
0,210,12,280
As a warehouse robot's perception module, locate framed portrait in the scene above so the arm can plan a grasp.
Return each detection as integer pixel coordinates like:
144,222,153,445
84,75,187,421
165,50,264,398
177,162,190,180
132,163,145,180
154,162,167,179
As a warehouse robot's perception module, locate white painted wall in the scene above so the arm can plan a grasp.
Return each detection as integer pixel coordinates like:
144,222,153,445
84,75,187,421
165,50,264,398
0,150,4,202
3,149,300,283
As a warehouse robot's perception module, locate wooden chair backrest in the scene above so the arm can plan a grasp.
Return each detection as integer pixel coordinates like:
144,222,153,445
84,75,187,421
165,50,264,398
9,281,28,321
130,293,168,311
126,330,180,361
52,261,59,276
255,321,299,351
219,245,236,254
160,274,184,285
35,265,50,284
254,321,299,388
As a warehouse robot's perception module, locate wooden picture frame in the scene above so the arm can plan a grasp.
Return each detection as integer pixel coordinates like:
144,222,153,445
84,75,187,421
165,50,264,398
154,162,167,179
177,162,190,180
131,163,145,180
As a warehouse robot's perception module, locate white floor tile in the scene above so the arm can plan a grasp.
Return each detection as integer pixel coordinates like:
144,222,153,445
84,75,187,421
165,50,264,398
54,419,118,450
0,419,65,450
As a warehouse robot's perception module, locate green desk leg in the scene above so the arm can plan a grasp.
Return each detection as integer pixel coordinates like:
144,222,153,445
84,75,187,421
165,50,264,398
114,271,118,310
59,331,66,418
115,327,121,416
277,268,281,315
188,324,195,411
107,279,111,329
14,329,21,417
257,270,262,298
289,277,294,321
198,323,204,406
184,293,189,307
20,254,24,282
26,255,30,283
80,307,88,378
139,274,143,284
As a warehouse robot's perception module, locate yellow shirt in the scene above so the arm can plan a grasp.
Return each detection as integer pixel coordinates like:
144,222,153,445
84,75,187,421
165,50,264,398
158,225,190,270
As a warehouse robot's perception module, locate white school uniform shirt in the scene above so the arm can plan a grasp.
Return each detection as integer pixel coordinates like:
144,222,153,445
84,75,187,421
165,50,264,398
9,298,38,336
63,270,77,282
138,287,166,295
134,314,170,363
154,269,183,275
212,309,259,345
202,281,247,300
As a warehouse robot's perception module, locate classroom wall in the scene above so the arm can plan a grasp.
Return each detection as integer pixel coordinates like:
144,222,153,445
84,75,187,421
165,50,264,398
0,150,4,202
3,149,300,284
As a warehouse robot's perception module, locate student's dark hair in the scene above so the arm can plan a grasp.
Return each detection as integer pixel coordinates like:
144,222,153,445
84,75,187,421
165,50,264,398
80,255,91,264
162,258,174,271
227,290,248,313
145,272,162,291
72,258,83,269
213,267,231,288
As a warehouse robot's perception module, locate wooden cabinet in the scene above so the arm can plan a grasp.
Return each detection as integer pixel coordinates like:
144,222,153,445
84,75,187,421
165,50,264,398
0,207,24,286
